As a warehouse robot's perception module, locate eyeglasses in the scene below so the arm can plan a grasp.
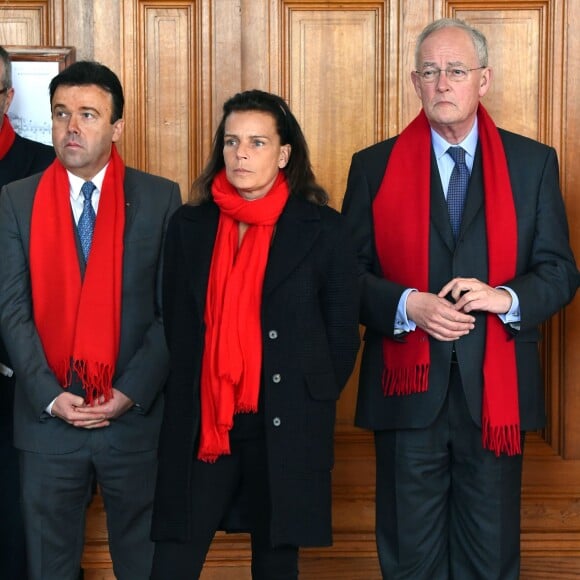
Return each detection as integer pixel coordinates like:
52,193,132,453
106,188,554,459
0,88,8,95
414,66,485,83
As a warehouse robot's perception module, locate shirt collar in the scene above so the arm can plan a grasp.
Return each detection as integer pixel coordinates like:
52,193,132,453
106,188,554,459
68,164,108,200
431,119,479,163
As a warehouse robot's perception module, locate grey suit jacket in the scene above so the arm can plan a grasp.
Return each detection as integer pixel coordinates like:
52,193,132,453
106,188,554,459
0,167,182,453
342,128,579,432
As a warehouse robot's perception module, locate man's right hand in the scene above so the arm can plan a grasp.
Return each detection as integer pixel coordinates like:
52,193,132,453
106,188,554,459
50,392,110,429
406,291,475,341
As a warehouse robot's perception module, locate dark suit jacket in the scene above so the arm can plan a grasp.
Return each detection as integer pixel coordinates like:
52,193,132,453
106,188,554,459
0,134,55,419
0,167,182,453
151,195,360,547
342,128,579,432
0,134,55,189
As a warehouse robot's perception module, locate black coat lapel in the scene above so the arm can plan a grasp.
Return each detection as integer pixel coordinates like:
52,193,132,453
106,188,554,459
263,196,321,296
180,202,219,309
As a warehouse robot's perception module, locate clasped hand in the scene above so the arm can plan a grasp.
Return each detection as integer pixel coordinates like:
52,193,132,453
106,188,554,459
51,388,134,429
406,277,512,341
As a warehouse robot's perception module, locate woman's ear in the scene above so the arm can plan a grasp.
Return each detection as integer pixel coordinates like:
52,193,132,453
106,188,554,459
278,144,291,168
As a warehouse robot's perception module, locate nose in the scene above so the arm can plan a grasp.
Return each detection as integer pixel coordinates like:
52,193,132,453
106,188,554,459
67,114,81,134
236,144,249,159
435,70,451,91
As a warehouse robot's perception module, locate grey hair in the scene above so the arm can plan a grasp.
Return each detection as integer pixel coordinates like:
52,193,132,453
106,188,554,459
415,18,489,69
0,46,12,89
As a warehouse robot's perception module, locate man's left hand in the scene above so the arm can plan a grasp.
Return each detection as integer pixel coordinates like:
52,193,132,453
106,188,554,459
438,277,512,315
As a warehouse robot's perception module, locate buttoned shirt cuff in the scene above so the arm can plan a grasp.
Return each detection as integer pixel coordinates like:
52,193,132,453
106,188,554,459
497,285,520,325
394,288,418,334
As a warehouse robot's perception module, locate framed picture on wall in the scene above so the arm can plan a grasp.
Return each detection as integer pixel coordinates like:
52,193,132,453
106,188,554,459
4,46,75,146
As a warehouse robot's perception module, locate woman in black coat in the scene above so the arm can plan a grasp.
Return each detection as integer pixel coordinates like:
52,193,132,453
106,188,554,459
151,90,360,579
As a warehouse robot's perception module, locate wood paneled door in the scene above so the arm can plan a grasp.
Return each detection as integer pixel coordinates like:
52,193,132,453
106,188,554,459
1,0,580,577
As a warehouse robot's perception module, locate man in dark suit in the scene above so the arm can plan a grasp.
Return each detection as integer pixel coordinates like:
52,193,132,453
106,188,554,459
342,18,579,579
0,45,55,580
0,61,181,580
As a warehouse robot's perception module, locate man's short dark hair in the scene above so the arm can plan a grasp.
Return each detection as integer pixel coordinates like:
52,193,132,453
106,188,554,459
49,61,124,123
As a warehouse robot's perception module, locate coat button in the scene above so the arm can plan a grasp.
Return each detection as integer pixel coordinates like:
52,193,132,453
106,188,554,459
272,373,281,383
273,417,281,427
268,330,278,339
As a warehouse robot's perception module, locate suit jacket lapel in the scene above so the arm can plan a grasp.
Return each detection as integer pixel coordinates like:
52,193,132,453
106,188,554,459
263,195,321,296
123,173,139,240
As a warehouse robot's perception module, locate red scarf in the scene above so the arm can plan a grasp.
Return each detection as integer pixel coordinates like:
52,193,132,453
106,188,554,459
30,145,125,404
372,105,520,456
0,115,16,160
198,169,289,462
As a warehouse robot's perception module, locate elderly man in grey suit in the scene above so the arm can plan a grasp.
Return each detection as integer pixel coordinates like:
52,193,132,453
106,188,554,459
0,61,181,580
342,18,579,580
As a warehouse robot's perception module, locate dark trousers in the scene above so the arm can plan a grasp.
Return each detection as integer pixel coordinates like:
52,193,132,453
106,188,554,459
374,363,524,580
20,429,157,580
0,376,27,580
151,436,299,580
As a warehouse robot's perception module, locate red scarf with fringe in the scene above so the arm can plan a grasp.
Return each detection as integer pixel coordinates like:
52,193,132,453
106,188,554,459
372,105,520,456
0,115,16,160
30,145,125,404
198,169,289,462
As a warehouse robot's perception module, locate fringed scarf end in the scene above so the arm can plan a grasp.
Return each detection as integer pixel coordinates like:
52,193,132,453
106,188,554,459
197,445,232,464
382,364,429,396
482,421,521,457
72,359,114,405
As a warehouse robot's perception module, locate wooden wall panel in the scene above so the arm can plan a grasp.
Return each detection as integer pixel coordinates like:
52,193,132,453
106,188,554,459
285,6,384,210
0,2,52,45
141,5,195,196
453,7,545,140
121,1,205,200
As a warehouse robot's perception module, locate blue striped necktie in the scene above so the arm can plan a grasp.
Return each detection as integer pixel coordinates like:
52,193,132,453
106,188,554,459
78,181,96,260
446,146,469,240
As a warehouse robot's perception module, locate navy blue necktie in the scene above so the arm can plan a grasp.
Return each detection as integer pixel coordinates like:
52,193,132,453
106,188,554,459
78,181,96,260
446,146,469,240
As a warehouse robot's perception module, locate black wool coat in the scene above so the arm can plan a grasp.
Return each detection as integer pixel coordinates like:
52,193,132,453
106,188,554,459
151,194,360,547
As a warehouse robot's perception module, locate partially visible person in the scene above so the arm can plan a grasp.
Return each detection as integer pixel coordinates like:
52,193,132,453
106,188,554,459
151,89,360,579
0,44,55,580
0,60,181,580
342,18,579,580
